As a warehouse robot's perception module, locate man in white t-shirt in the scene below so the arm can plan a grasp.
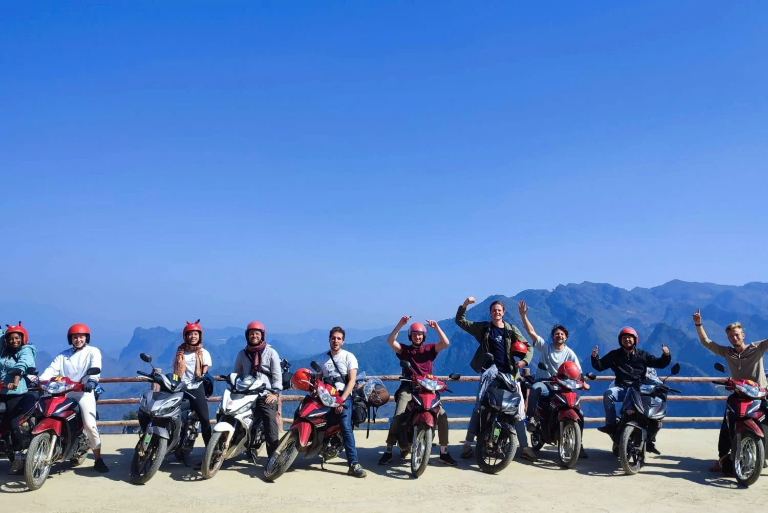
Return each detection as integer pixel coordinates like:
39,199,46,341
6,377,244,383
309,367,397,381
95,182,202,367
316,326,366,478
517,301,589,435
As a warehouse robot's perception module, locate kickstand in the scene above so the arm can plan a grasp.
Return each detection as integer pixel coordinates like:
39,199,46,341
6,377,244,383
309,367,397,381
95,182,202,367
320,458,325,471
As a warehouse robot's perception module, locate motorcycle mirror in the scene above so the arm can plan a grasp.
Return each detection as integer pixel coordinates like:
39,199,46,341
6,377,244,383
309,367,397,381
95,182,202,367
86,367,101,376
714,362,726,374
586,372,597,381
448,373,461,381
670,363,681,375
26,367,37,376
537,362,548,371
310,361,322,373
484,353,494,366
400,361,411,369
140,353,152,363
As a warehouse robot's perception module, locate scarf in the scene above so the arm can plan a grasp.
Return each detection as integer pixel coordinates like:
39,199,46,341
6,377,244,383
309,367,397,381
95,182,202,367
174,341,204,378
245,341,266,376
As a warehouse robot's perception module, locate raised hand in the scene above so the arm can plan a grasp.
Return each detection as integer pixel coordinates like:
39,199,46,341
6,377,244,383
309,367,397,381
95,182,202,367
463,296,476,307
518,300,528,316
661,343,670,356
693,308,702,325
399,315,412,326
591,345,599,358
426,320,439,329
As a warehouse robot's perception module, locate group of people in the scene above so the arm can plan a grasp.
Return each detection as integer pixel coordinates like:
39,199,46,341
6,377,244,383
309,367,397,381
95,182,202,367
2,297,766,479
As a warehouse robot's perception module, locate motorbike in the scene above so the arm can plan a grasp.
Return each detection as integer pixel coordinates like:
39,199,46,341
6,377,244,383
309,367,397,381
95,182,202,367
129,352,208,485
24,366,101,490
264,361,344,481
396,361,460,478
200,372,271,479
0,368,39,468
611,363,681,475
475,353,524,474
712,362,768,486
528,362,596,468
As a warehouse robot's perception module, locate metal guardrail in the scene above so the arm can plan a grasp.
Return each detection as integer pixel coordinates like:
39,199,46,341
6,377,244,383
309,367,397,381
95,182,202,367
93,374,730,427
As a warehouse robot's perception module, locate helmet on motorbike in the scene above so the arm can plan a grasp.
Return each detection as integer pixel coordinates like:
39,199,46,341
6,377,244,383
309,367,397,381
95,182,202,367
183,320,203,345
510,340,528,360
618,326,638,347
408,322,427,343
557,361,581,380
200,372,215,398
4,322,29,345
291,368,313,392
67,323,91,345
245,321,266,342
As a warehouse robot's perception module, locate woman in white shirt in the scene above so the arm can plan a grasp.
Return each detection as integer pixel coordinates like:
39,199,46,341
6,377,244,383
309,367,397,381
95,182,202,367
40,323,108,472
171,320,213,452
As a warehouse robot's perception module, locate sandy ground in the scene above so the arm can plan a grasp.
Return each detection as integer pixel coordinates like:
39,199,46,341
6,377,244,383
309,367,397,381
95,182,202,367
0,429,764,513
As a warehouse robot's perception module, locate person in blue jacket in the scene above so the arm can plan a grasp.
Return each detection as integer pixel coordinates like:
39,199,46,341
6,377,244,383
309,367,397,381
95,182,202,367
0,322,37,474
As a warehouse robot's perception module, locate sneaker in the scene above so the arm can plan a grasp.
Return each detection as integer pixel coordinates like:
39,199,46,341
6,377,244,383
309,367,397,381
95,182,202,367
348,463,367,478
579,446,588,459
646,442,660,455
94,458,110,473
439,452,458,466
708,459,723,473
597,424,616,435
521,447,539,462
8,453,24,475
378,452,393,465
459,444,473,459
193,461,203,470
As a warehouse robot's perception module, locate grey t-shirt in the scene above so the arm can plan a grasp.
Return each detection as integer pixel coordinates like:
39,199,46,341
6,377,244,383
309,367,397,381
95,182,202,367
700,338,768,388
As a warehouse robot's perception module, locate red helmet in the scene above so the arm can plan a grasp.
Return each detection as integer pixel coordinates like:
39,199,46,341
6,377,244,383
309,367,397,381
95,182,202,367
183,320,203,345
4,322,29,345
408,322,427,343
245,321,266,341
291,368,313,392
67,323,91,345
510,340,528,359
557,361,580,380
618,326,638,346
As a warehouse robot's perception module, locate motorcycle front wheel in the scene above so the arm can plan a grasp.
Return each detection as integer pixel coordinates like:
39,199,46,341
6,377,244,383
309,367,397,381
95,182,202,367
558,419,581,469
733,430,764,487
410,424,432,478
25,432,53,490
263,430,299,482
475,424,517,474
130,435,168,485
201,431,227,479
619,425,644,475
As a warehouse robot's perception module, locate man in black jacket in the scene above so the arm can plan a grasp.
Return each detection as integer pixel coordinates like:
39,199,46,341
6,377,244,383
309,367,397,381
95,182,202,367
592,326,671,454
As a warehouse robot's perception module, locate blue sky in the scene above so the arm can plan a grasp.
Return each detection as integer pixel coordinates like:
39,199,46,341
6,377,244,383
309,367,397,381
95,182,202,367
1,1,767,351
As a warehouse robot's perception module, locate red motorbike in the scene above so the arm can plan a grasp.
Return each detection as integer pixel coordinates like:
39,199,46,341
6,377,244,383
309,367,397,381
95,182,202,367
0,368,39,467
24,367,100,490
264,361,344,481
528,362,596,468
397,361,460,478
713,362,768,487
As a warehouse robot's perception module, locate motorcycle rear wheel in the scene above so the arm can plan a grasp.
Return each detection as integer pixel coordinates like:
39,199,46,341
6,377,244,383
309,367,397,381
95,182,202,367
410,424,432,478
130,436,168,485
733,431,764,487
201,431,227,479
70,432,89,467
475,425,516,474
264,430,299,482
25,432,53,491
619,425,643,475
558,420,581,469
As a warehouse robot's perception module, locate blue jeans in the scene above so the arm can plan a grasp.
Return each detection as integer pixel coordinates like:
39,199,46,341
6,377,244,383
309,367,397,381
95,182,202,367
526,381,551,418
603,386,628,425
338,397,358,466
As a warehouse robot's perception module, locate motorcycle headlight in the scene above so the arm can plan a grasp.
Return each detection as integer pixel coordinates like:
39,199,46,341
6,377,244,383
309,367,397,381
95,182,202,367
417,377,439,391
232,403,253,416
318,388,338,408
639,384,656,395
154,396,181,416
44,381,75,395
736,383,764,398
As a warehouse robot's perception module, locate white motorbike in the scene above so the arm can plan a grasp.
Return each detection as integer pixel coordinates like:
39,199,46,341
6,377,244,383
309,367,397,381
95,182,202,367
200,373,272,479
